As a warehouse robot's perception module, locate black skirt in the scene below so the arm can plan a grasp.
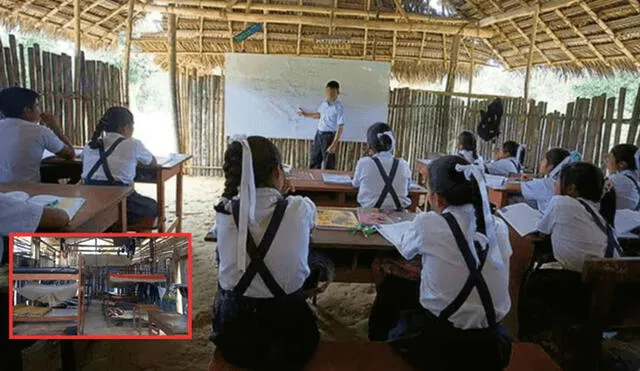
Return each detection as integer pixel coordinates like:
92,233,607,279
388,308,512,371
85,179,158,224
368,275,421,341
211,288,319,371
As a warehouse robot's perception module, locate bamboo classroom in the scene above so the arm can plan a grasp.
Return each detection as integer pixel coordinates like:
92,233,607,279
0,34,125,146
177,70,640,177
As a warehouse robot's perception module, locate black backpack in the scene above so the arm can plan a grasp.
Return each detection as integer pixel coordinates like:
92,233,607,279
477,98,503,142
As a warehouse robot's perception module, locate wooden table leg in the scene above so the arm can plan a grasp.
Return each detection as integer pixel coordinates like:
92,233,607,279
157,169,166,232
505,226,535,340
410,194,420,211
176,166,184,232
118,199,128,232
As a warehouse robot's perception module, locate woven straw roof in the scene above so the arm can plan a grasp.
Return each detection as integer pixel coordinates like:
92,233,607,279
2,0,640,82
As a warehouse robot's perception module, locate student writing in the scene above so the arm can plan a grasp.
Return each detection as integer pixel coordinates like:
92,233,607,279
605,144,640,210
211,136,320,371
352,123,411,210
81,107,158,230
383,156,512,370
504,148,575,212
0,87,74,183
485,140,525,176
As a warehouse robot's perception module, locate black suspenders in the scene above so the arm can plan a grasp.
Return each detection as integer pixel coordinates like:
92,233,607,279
85,137,127,184
372,157,402,211
510,159,521,173
622,173,640,211
440,213,497,328
577,199,623,258
231,198,289,297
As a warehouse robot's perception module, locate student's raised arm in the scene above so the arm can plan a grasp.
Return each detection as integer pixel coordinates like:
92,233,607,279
40,113,75,160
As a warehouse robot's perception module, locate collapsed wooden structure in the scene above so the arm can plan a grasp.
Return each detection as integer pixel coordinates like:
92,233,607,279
2,1,640,173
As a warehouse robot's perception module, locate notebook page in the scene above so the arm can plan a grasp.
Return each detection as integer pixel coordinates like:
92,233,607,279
321,173,353,185
615,209,640,235
375,221,413,251
497,203,543,237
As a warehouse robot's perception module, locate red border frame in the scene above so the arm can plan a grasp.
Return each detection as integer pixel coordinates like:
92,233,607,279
8,232,193,340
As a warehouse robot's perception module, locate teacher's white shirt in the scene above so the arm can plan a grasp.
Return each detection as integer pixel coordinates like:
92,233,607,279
317,99,345,132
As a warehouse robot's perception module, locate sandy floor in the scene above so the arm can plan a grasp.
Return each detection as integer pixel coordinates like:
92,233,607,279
23,176,376,371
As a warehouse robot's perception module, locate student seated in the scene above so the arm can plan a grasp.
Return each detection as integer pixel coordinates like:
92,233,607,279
352,123,411,210
380,155,512,370
0,87,75,183
81,107,158,230
455,130,482,165
485,140,525,176
504,148,576,212
211,136,320,371
522,162,622,336
606,144,640,210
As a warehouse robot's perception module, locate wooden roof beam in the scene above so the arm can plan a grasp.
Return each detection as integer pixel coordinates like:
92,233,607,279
33,0,73,28
579,1,639,66
9,0,37,17
61,0,105,28
134,3,492,38
479,0,579,27
629,0,640,13
84,2,129,35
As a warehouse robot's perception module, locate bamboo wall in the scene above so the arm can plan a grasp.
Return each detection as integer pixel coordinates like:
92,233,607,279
0,34,125,146
177,71,640,178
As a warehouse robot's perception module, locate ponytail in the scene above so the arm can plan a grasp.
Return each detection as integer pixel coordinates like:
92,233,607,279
470,176,486,235
88,119,108,149
458,131,478,160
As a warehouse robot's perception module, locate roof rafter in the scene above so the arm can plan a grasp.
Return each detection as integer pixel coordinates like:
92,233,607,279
34,0,73,28
579,1,639,66
84,2,129,36
61,0,104,29
553,8,610,67
479,0,579,27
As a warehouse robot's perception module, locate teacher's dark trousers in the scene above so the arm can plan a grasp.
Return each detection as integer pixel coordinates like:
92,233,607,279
310,131,336,170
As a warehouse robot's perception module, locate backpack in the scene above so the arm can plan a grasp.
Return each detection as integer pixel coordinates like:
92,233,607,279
477,98,503,142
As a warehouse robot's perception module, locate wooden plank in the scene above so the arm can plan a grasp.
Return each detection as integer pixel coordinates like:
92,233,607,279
0,38,6,87
613,88,626,145
600,97,616,164
630,84,640,145
8,35,20,86
18,44,26,87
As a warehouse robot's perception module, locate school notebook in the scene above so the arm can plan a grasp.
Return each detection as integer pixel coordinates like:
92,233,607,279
497,202,543,237
316,209,359,230
485,174,507,190
321,173,353,185
357,208,397,225
27,195,86,220
375,221,413,252
42,148,83,160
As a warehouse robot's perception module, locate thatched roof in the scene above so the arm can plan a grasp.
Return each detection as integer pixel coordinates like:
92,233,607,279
3,0,640,82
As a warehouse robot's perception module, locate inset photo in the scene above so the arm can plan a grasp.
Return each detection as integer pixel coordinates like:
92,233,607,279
9,233,191,340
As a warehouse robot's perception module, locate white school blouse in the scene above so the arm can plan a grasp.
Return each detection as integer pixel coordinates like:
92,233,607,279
352,152,412,209
0,193,44,260
485,157,520,176
399,204,512,330
0,118,65,183
457,150,475,164
537,196,620,272
82,132,154,185
609,170,640,210
520,177,556,213
216,188,315,298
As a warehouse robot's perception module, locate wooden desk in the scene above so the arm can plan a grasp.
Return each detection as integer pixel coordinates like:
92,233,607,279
288,169,427,211
0,183,131,232
489,187,511,209
147,311,188,335
415,159,430,187
41,153,192,232
133,304,160,335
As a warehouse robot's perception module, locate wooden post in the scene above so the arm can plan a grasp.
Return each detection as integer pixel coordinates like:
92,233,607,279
73,0,82,146
467,39,475,107
149,238,155,273
32,237,40,261
441,34,460,153
74,0,81,58
168,14,180,148
523,5,539,105
123,0,135,106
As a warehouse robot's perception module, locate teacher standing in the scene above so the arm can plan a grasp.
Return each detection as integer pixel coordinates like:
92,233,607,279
298,80,345,170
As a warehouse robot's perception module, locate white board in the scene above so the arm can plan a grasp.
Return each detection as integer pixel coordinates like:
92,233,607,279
224,54,390,141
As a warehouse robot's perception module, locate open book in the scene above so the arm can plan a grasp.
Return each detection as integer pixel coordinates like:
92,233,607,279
485,174,507,190
357,208,396,225
321,173,353,185
496,202,543,237
42,148,83,160
316,208,359,230
3,192,85,220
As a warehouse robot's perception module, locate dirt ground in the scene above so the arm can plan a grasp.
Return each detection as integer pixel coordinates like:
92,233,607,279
21,176,640,371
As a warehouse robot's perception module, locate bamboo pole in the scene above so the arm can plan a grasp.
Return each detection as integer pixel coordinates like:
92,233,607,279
123,0,135,106
523,6,539,105
133,3,493,38
613,88,626,145
629,84,640,145
168,14,180,149
441,34,460,153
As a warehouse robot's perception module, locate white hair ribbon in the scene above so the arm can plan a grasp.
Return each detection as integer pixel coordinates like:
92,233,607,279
229,135,256,273
377,131,396,153
454,163,498,253
549,151,582,180
516,144,527,164
635,149,640,171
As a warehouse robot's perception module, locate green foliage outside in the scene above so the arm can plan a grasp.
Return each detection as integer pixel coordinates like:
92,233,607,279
571,72,640,116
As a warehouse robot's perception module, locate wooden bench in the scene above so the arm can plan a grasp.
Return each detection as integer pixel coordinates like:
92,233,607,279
209,341,561,370
578,257,640,371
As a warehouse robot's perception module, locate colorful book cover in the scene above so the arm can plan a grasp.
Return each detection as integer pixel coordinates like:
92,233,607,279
316,209,359,230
